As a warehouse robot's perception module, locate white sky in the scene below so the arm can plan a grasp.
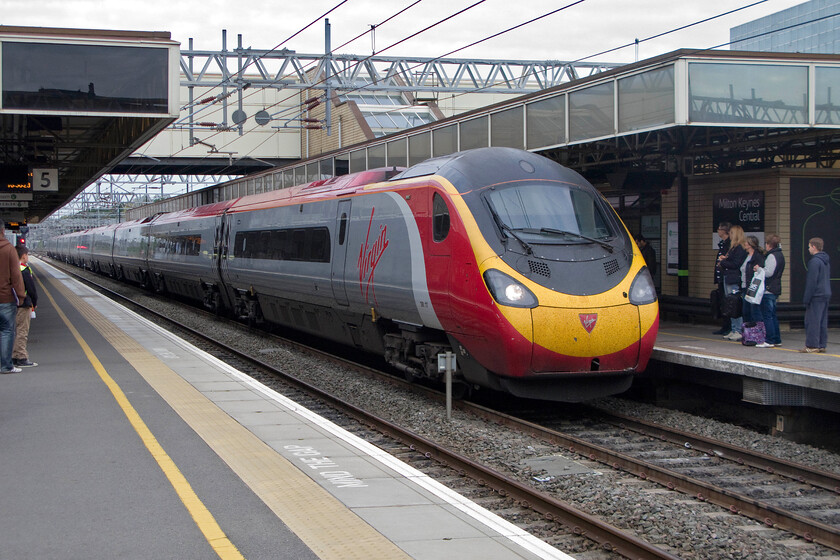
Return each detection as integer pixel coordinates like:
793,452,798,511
1,0,811,64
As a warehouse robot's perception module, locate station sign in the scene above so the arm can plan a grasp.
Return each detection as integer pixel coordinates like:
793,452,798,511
0,193,33,201
32,168,59,192
0,201,29,208
0,164,32,193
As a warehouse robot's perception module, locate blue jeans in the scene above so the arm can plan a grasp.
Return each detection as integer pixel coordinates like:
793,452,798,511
0,302,17,371
760,293,781,345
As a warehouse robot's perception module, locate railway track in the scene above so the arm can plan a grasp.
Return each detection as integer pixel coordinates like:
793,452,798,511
464,402,840,552
47,258,840,558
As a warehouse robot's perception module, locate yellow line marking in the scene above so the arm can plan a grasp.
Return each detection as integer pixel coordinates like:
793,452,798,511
40,281,245,560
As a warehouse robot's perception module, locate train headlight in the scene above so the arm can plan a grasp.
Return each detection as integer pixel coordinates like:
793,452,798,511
629,267,657,305
483,269,538,308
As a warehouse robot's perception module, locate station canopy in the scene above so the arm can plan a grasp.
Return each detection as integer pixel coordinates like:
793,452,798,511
0,26,179,224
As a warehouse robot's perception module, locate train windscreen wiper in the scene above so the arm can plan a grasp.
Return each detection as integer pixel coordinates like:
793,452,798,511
539,227,614,253
487,204,533,255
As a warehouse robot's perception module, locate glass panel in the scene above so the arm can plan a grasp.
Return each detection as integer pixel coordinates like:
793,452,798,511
306,162,319,183
569,82,615,141
335,153,350,176
2,42,168,113
349,149,366,173
408,132,431,166
618,66,675,132
526,95,565,149
432,124,458,157
490,106,524,149
319,158,333,179
459,116,489,150
688,63,808,124
368,144,386,168
815,66,840,124
282,168,294,188
387,138,408,168
293,166,305,186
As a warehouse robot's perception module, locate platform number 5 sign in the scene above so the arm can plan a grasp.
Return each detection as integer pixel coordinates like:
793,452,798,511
32,168,58,192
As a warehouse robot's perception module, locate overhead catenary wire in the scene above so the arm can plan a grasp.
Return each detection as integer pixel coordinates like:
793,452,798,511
112,2,833,203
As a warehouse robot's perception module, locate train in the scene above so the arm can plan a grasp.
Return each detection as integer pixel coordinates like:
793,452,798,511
46,147,658,402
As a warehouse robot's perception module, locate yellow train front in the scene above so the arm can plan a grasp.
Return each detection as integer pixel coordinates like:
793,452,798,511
422,148,658,402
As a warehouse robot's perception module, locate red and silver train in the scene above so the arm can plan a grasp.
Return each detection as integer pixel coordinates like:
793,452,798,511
47,148,658,401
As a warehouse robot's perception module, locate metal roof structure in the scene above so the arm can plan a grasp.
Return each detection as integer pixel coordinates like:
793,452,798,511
129,48,840,219
0,26,180,223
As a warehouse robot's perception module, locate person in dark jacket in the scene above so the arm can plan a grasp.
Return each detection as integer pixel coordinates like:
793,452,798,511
755,235,785,348
712,222,732,335
13,245,37,367
0,226,25,374
801,237,832,353
742,236,765,329
719,225,747,341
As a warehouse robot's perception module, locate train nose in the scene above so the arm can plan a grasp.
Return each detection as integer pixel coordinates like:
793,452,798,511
530,304,642,373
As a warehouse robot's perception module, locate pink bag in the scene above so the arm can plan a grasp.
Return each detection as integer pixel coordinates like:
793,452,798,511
742,322,766,346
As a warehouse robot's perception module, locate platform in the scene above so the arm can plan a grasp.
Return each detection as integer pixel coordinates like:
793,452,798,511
0,259,570,560
654,319,840,413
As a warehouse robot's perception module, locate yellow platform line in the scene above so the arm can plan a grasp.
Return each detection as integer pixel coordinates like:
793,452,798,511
40,281,244,560
43,275,410,560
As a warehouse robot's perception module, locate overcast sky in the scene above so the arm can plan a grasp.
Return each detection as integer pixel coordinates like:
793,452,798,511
2,0,811,64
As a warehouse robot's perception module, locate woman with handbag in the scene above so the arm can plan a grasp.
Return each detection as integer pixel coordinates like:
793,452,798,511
755,235,784,348
718,225,748,340
741,236,766,345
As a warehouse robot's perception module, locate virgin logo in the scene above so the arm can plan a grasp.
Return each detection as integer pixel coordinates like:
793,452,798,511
358,207,389,304
579,313,598,334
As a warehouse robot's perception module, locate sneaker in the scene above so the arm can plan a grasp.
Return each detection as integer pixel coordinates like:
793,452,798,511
818,348,826,353
16,360,37,367
799,347,820,353
1,367,22,374
774,343,783,347
756,342,774,348
729,332,742,341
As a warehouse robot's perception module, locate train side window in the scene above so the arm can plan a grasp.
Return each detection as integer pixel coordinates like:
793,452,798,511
433,193,450,242
339,212,348,245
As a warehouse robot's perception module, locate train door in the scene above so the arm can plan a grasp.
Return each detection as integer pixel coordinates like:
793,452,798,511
331,199,351,306
427,191,451,321
215,213,234,309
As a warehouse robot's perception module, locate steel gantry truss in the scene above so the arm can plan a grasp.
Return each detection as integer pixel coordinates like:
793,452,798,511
180,48,619,93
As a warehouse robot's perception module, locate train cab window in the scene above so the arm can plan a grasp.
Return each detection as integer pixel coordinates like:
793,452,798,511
433,193,450,242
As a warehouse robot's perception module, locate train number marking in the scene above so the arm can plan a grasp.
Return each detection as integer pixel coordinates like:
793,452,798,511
358,207,389,305
579,313,598,334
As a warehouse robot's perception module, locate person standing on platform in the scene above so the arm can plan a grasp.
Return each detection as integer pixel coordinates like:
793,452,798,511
713,222,732,335
755,235,785,348
13,245,37,367
801,237,831,353
636,235,657,278
0,225,25,374
719,225,747,341
741,235,765,332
